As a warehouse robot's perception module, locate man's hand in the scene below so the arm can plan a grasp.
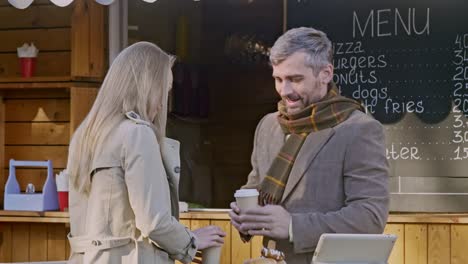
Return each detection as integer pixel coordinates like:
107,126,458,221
229,202,247,235
238,205,291,240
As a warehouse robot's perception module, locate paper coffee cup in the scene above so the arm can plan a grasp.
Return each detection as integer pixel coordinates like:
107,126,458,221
234,189,259,212
203,245,222,264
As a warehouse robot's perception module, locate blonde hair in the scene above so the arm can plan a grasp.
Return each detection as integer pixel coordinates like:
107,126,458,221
67,42,175,194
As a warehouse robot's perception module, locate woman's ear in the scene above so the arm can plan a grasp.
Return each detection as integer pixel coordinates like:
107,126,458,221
319,64,334,84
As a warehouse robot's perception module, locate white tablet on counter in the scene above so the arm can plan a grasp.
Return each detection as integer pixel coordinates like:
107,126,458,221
312,233,397,264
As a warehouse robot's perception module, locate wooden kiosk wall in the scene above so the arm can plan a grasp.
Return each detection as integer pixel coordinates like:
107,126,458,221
2,212,468,264
1,1,468,264
0,0,104,204
0,0,103,261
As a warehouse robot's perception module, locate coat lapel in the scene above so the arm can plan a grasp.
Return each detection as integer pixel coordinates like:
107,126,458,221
161,137,181,185
280,128,335,203
160,137,181,219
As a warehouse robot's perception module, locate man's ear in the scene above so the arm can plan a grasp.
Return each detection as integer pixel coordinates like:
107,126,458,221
319,64,334,84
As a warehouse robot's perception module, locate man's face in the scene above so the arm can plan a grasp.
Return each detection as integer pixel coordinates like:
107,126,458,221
272,52,331,115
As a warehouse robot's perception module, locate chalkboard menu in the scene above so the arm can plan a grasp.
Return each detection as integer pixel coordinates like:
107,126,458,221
288,0,468,212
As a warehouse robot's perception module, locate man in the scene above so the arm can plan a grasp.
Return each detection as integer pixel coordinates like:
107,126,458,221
229,27,389,263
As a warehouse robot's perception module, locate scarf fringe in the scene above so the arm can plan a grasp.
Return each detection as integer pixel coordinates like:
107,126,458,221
259,190,279,206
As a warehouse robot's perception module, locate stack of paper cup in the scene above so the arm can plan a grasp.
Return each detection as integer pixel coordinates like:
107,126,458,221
234,189,259,212
56,170,69,211
17,43,39,77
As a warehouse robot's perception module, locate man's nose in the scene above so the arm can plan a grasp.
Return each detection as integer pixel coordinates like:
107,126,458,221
279,81,292,97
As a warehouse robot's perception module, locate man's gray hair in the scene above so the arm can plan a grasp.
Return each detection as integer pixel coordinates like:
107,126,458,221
270,27,333,75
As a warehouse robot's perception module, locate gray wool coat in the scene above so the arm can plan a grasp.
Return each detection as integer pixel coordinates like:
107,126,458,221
242,110,389,264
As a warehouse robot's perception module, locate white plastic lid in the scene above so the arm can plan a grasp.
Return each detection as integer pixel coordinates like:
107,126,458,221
234,189,259,198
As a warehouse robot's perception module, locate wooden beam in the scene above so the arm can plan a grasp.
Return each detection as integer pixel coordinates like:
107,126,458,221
70,86,98,134
47,224,67,261
0,76,71,84
12,223,29,262
451,225,468,264
57,85,97,206
29,223,47,261
0,96,4,206
71,0,106,80
428,224,450,264
404,224,428,264
0,82,99,89
0,223,12,262
384,224,404,264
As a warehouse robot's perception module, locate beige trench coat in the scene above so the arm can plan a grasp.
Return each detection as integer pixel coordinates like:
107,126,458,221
68,113,196,264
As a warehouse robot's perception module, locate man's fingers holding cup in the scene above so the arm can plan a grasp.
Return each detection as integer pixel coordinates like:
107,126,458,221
239,222,270,234
247,228,271,237
230,202,240,214
229,209,242,224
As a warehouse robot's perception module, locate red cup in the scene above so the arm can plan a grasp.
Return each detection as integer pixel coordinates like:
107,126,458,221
19,57,36,77
58,191,69,211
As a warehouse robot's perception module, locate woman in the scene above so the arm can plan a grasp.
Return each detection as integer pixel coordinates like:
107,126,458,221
66,42,225,263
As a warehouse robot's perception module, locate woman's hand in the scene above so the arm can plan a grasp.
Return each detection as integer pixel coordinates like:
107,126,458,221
192,225,226,250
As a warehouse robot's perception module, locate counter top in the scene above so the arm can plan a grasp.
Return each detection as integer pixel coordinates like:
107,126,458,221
0,210,69,223
1,210,468,224
0,76,101,89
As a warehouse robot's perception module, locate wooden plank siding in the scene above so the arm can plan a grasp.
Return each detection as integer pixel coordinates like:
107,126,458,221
0,89,71,200
4,146,68,168
0,97,4,210
5,123,70,145
71,0,106,79
174,220,468,264
0,0,103,206
451,225,468,264
1,214,468,263
70,87,98,132
0,0,71,77
0,223,69,262
3,98,70,122
0,28,70,52
428,224,450,264
0,88,98,202
0,52,71,77
0,5,71,29
0,85,98,204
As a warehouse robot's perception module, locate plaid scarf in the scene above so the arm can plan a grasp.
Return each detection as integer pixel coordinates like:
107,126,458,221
258,83,364,205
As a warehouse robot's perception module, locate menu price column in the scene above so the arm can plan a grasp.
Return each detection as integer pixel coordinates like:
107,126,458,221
452,34,468,160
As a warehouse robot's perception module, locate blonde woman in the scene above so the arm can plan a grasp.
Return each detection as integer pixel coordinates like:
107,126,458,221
66,42,225,264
